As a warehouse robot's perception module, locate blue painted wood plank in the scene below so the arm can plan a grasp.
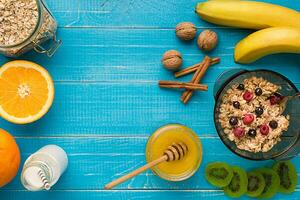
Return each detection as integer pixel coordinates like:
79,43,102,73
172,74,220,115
0,28,299,83
0,28,299,136
1,82,299,136
0,190,300,200
0,0,300,199
1,137,299,190
43,0,300,28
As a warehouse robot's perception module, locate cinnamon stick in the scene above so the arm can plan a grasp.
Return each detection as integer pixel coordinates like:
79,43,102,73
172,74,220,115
159,80,208,91
181,56,212,104
175,57,220,78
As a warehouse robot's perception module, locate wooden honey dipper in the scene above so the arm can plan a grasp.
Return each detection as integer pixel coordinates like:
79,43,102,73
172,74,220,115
104,142,188,189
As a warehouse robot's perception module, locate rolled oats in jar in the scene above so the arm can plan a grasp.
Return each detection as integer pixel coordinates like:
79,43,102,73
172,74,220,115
0,0,61,57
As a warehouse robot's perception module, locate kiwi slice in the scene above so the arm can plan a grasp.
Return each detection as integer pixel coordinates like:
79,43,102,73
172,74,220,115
256,168,280,199
205,162,233,187
224,166,248,198
272,160,298,194
246,171,266,197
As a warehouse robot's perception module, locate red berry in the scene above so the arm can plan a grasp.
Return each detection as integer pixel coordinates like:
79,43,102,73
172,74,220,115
270,95,282,105
260,124,270,135
233,127,245,138
243,90,254,102
243,114,255,125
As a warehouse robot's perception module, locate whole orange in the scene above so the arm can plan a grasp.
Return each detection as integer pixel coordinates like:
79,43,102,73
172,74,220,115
0,129,21,187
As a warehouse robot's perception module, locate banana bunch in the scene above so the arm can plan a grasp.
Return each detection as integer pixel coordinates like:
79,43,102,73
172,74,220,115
195,0,300,64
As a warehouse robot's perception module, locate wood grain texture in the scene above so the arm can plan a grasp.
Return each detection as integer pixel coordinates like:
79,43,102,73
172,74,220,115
0,0,300,199
1,28,299,83
0,82,299,137
1,190,300,200
1,137,299,190
44,0,300,28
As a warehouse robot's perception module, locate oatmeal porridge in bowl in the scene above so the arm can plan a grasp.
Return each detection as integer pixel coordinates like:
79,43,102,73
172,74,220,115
214,70,300,160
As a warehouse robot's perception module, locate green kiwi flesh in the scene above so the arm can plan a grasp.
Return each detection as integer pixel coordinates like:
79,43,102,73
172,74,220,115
224,166,248,198
246,171,266,197
272,160,298,194
256,168,280,199
205,162,233,187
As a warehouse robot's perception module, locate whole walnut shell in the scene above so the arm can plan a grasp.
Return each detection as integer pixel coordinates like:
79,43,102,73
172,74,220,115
197,30,218,52
176,22,197,41
161,50,182,71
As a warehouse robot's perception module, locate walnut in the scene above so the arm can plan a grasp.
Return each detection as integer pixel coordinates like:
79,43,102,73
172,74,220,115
197,30,218,52
161,50,182,71
175,22,197,41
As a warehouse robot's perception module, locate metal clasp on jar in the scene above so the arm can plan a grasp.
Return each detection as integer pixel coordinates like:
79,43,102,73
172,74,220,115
33,30,62,57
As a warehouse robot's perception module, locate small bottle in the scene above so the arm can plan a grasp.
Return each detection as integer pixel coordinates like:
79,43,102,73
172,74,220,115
21,145,68,191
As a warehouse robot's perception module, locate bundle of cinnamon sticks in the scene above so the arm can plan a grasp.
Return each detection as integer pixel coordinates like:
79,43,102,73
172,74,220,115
159,56,220,104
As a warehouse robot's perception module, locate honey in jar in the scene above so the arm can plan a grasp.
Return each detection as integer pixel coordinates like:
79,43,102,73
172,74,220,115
145,124,203,181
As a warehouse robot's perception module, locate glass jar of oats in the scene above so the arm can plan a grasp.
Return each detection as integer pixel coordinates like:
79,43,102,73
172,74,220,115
0,0,61,57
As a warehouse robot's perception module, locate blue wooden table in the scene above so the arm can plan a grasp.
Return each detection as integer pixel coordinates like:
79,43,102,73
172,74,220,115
0,0,299,199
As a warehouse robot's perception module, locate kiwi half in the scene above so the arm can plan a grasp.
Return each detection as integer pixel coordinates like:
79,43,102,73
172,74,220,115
272,160,298,194
256,168,280,199
224,166,248,198
246,171,266,197
205,162,233,187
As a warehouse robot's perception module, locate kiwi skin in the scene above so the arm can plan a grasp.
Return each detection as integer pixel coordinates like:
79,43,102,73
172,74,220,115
224,166,248,198
256,168,280,199
205,162,233,188
246,171,266,197
272,160,298,194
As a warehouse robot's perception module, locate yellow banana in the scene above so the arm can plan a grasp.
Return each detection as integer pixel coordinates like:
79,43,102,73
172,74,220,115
234,27,300,64
195,1,300,29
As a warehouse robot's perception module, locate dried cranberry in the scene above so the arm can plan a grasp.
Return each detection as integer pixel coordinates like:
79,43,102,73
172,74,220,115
243,114,255,125
270,96,280,105
270,93,283,105
243,90,254,102
233,127,245,138
260,124,270,135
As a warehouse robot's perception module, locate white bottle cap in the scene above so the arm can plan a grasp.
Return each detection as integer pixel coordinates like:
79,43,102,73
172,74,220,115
23,166,44,191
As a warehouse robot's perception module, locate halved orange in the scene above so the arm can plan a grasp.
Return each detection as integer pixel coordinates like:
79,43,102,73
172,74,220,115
0,60,54,124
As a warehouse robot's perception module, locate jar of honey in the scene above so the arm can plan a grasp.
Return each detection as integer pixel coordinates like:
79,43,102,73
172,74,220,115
145,124,203,181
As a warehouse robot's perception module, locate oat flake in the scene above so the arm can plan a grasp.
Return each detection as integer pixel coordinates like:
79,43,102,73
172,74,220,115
0,0,38,46
218,76,290,153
